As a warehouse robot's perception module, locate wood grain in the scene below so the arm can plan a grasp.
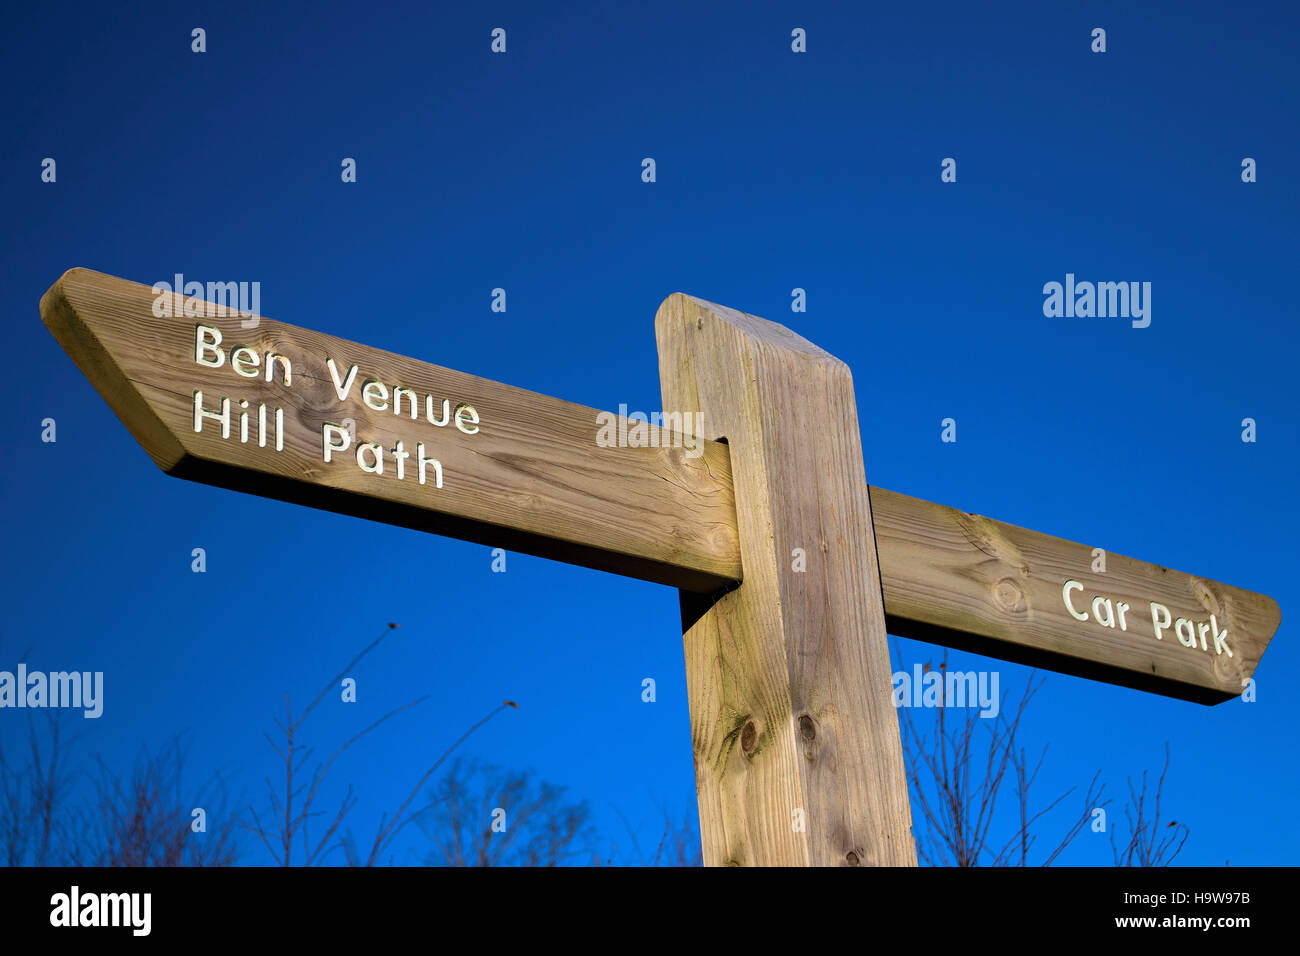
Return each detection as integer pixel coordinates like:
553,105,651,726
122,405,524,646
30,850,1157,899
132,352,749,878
657,293,916,867
40,268,1280,706
40,268,741,592
870,486,1280,704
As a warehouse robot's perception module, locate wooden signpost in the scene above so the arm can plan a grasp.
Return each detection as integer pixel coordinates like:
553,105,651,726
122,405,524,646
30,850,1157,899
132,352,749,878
41,267,1281,866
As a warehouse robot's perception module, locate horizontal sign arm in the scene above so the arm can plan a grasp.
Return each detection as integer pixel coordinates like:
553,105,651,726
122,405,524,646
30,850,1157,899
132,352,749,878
869,486,1279,704
42,269,1279,702
40,268,742,592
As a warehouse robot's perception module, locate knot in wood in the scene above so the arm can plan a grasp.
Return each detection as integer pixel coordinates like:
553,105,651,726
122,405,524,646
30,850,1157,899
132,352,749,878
740,720,757,755
992,577,1027,614
798,714,816,741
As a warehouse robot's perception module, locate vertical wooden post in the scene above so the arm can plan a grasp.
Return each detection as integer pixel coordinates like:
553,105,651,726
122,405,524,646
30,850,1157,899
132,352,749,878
656,294,916,867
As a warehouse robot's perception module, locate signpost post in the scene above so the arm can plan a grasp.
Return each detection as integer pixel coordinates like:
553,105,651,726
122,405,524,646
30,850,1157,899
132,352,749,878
41,267,1281,866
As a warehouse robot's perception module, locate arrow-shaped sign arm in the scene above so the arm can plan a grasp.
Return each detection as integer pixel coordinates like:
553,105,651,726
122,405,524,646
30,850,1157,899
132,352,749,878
40,268,744,592
40,270,1279,703
868,485,1280,705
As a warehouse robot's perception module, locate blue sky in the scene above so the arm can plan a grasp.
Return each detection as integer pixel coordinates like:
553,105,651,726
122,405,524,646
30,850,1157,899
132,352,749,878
2,0,1296,865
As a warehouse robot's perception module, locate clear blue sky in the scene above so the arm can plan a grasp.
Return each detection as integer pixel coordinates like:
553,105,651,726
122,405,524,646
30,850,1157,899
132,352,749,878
3,0,1296,865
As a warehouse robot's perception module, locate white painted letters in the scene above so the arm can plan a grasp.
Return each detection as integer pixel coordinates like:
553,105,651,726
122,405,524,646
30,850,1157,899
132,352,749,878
1064,583,1232,656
